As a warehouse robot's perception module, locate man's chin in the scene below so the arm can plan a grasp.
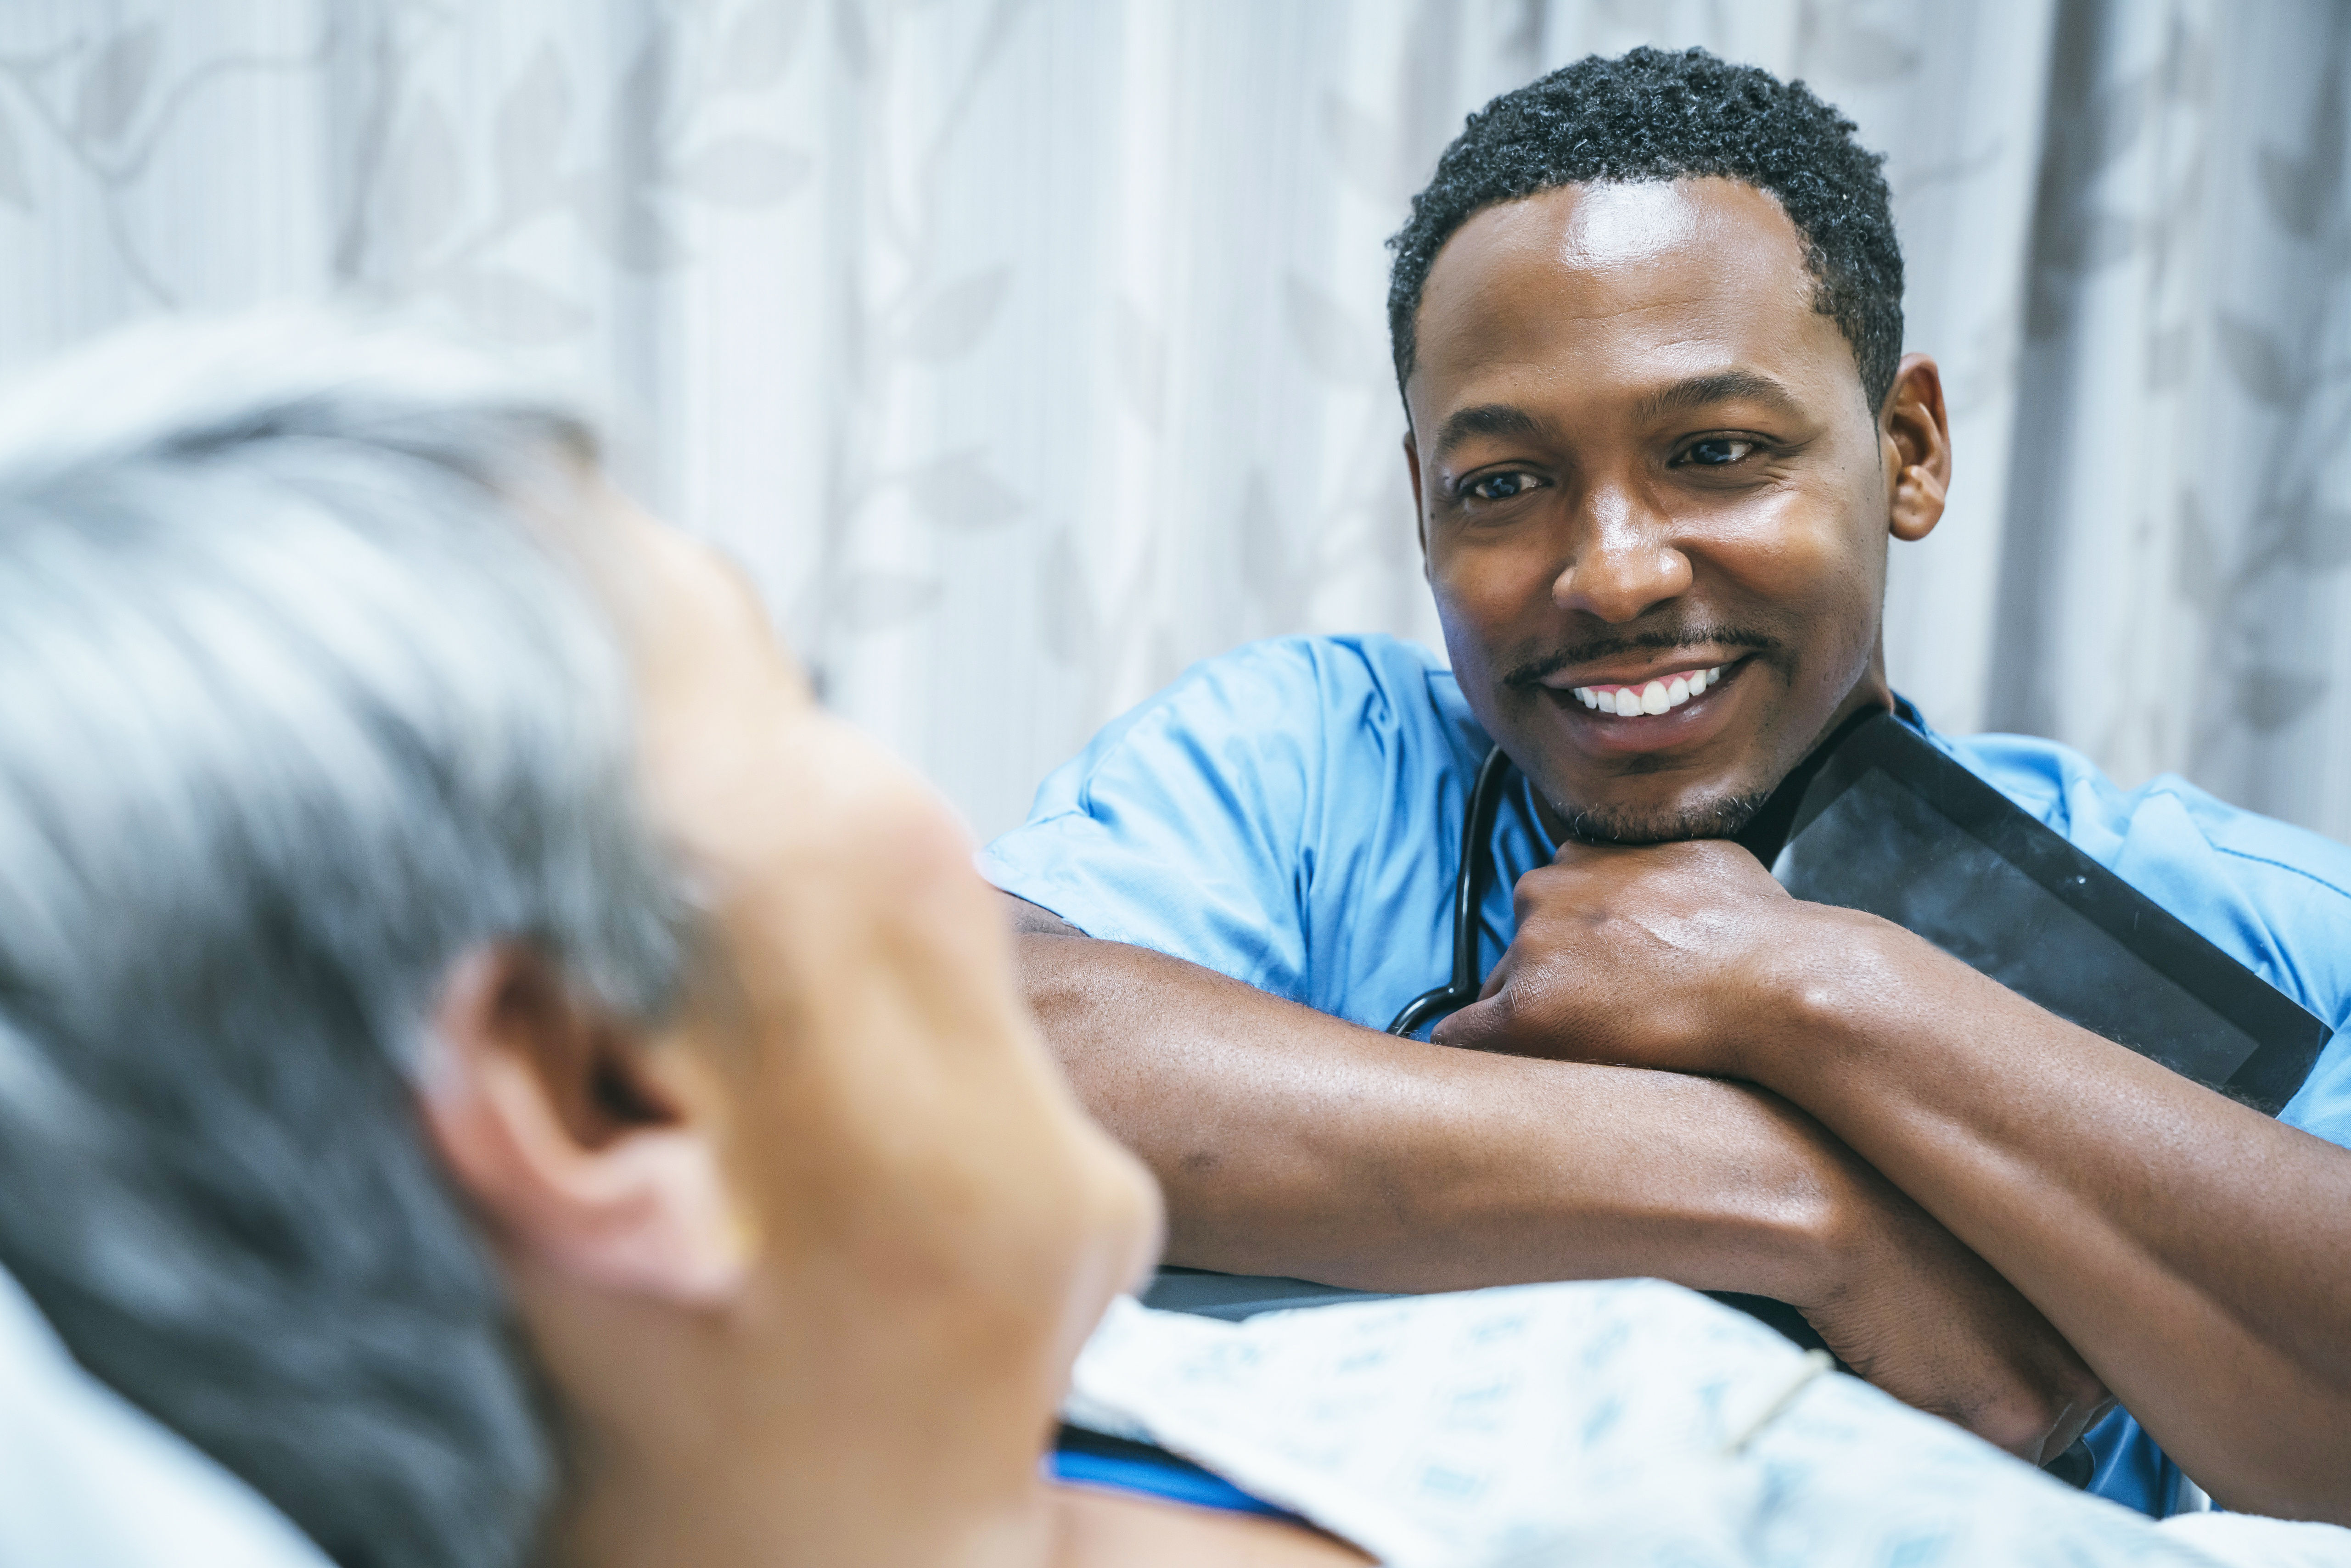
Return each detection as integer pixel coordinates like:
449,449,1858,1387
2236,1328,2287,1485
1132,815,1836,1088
1551,788,1774,847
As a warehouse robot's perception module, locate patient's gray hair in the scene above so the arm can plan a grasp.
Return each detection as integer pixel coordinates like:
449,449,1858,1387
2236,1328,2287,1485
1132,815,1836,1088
0,313,688,1568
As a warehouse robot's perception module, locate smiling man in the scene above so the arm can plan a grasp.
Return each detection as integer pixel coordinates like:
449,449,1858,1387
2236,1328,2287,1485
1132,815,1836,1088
1401,172,1920,844
985,48,2351,1523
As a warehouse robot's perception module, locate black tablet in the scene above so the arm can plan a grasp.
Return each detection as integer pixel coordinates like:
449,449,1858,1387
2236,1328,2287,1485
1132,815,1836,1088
1767,713,2330,1116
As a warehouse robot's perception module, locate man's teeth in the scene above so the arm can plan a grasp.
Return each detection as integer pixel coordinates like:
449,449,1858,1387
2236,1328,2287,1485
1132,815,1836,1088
1572,666,1724,715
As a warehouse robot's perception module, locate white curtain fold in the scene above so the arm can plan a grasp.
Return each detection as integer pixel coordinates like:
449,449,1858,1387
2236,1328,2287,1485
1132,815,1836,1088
0,0,2342,843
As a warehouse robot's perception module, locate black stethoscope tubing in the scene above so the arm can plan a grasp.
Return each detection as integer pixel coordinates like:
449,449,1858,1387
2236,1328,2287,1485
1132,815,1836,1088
1386,744,1515,1037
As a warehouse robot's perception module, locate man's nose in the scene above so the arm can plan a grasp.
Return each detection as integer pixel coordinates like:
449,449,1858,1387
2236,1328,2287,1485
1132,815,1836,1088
1548,478,1692,623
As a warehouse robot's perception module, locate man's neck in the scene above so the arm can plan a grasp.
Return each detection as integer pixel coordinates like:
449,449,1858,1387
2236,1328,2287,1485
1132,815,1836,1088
1727,700,1890,865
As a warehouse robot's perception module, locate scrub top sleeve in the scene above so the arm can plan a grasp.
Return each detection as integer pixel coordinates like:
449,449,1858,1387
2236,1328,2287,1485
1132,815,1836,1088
979,640,1326,998
2110,779,2351,1148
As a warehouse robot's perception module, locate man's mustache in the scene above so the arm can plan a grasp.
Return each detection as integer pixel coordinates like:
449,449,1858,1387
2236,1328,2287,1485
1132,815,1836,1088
1500,627,1784,689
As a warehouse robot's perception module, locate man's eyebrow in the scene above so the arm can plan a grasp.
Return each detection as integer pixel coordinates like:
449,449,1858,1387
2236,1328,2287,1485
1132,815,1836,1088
1634,370,1804,423
1430,403,1549,464
1431,374,1805,463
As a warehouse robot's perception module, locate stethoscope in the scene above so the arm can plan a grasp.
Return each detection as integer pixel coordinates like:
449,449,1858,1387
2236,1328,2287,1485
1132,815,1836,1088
1386,744,1515,1037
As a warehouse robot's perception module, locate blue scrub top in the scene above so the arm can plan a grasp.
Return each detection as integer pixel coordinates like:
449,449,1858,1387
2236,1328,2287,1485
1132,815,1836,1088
981,632,2351,1517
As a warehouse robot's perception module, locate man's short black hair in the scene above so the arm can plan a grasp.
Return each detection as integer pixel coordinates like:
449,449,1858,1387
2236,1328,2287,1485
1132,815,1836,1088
1388,46,1903,415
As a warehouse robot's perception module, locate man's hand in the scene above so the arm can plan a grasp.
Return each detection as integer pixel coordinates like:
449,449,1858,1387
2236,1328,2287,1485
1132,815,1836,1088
1436,840,2111,1462
1804,1162,2111,1462
1432,838,1806,1078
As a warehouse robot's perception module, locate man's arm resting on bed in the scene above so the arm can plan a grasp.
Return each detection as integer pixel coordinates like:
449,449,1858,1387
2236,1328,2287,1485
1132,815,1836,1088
1436,839,2351,1522
1000,889,2104,1461
1724,926,2351,1522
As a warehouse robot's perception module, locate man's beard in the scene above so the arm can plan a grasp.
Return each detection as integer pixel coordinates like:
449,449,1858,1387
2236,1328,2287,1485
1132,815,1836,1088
1551,786,1776,847
1501,622,1793,846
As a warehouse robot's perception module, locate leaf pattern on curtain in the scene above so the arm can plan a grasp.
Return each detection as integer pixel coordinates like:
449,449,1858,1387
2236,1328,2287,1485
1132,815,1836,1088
1991,0,2351,837
0,0,2343,843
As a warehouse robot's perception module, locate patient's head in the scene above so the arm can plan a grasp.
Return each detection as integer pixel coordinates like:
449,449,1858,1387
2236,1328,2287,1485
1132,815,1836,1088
0,314,1160,1568
1389,48,1950,844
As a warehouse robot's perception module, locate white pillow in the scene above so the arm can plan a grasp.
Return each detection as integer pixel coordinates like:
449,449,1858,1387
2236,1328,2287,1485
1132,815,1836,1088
0,1265,333,1568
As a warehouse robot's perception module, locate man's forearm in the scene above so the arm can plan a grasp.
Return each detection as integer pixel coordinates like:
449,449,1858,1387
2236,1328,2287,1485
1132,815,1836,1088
1008,890,2107,1459
1012,915,1855,1300
1749,915,2351,1520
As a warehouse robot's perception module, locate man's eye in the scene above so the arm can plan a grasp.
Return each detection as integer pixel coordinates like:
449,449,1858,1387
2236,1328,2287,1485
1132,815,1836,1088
1683,438,1758,467
1467,471,1542,502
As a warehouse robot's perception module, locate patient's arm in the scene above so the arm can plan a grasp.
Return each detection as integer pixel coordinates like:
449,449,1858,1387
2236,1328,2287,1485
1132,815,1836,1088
1004,890,2101,1460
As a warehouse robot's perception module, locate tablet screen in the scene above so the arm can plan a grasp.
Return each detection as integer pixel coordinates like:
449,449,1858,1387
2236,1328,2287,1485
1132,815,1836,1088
1769,716,2329,1116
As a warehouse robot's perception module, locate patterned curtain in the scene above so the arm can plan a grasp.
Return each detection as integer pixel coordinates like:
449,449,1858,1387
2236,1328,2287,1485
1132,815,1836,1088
0,0,2342,843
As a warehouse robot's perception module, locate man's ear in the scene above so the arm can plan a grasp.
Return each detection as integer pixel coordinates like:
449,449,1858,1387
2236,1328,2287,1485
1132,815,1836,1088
418,944,750,1306
1881,353,1951,544
1403,429,1429,563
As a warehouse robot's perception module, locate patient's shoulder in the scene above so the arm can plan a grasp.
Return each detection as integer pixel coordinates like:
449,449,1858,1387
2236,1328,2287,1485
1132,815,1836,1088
1051,1486,1371,1567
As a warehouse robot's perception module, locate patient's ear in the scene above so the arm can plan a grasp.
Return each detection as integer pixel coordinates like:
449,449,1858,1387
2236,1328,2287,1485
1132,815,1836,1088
418,944,748,1306
1881,353,1950,544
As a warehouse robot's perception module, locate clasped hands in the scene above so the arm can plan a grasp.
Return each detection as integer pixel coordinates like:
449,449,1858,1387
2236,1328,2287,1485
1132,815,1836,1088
1433,836,1832,1082
1435,837,2111,1464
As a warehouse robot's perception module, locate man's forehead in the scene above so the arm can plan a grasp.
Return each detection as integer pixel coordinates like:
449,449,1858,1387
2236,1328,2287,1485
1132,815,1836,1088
1407,177,1835,419
1493,180,1759,269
